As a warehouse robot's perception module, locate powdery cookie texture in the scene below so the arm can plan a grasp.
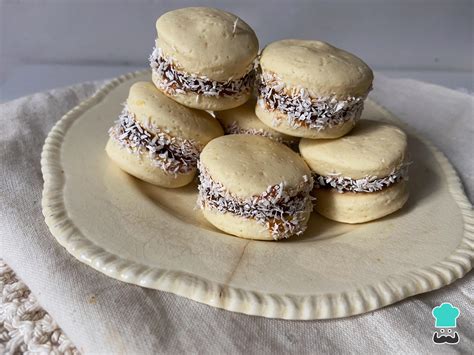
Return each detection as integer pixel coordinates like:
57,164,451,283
299,120,409,223
150,7,259,111
106,81,223,187
214,98,299,146
256,39,373,139
198,135,313,240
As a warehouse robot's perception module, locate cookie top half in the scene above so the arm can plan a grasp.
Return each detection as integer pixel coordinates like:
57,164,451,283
260,39,373,97
200,135,311,198
299,120,408,179
127,82,223,145
156,7,259,81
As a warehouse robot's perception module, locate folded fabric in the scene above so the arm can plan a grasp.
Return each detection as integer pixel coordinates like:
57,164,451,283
0,74,472,353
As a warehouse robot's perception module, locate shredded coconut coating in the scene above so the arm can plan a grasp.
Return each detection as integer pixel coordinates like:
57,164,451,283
108,107,200,175
257,71,365,130
224,121,295,146
150,47,255,97
313,163,410,193
197,161,314,240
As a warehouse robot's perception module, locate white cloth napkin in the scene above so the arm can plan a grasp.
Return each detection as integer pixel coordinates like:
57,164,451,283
1,74,473,354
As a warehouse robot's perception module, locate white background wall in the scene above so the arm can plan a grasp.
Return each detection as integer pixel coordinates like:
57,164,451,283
1,0,472,101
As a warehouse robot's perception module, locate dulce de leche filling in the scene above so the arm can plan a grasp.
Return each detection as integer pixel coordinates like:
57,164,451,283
313,163,409,193
197,162,314,240
149,47,255,98
108,107,200,175
257,71,366,130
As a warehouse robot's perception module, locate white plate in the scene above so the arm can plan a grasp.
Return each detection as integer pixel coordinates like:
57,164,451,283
41,70,473,320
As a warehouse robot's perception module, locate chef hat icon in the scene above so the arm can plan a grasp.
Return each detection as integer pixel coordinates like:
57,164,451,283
432,303,460,328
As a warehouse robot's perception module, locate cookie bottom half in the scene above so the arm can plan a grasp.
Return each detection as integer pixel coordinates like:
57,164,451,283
255,103,359,139
152,71,252,111
315,180,409,223
201,203,311,241
105,138,195,188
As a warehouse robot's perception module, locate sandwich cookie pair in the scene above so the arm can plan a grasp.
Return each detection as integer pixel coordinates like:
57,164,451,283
150,7,259,111
256,40,373,139
198,135,313,240
300,120,409,223
215,98,299,147
106,82,223,187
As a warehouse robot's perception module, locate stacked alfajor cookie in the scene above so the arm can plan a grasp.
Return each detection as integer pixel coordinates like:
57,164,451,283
256,39,373,139
198,135,313,240
106,6,410,241
214,98,299,148
106,82,223,187
251,39,409,225
299,120,410,223
150,7,259,110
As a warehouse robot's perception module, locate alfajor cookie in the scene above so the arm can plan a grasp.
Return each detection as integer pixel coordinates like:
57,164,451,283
256,40,373,139
214,98,298,146
106,81,223,188
299,120,409,223
150,7,259,111
198,135,313,240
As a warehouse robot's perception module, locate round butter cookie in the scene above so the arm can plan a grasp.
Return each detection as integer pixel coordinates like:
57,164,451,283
299,120,409,223
256,39,373,139
150,7,259,110
198,135,313,240
106,81,223,187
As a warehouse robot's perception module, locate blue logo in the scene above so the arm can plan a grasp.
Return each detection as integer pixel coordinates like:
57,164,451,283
432,303,460,345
